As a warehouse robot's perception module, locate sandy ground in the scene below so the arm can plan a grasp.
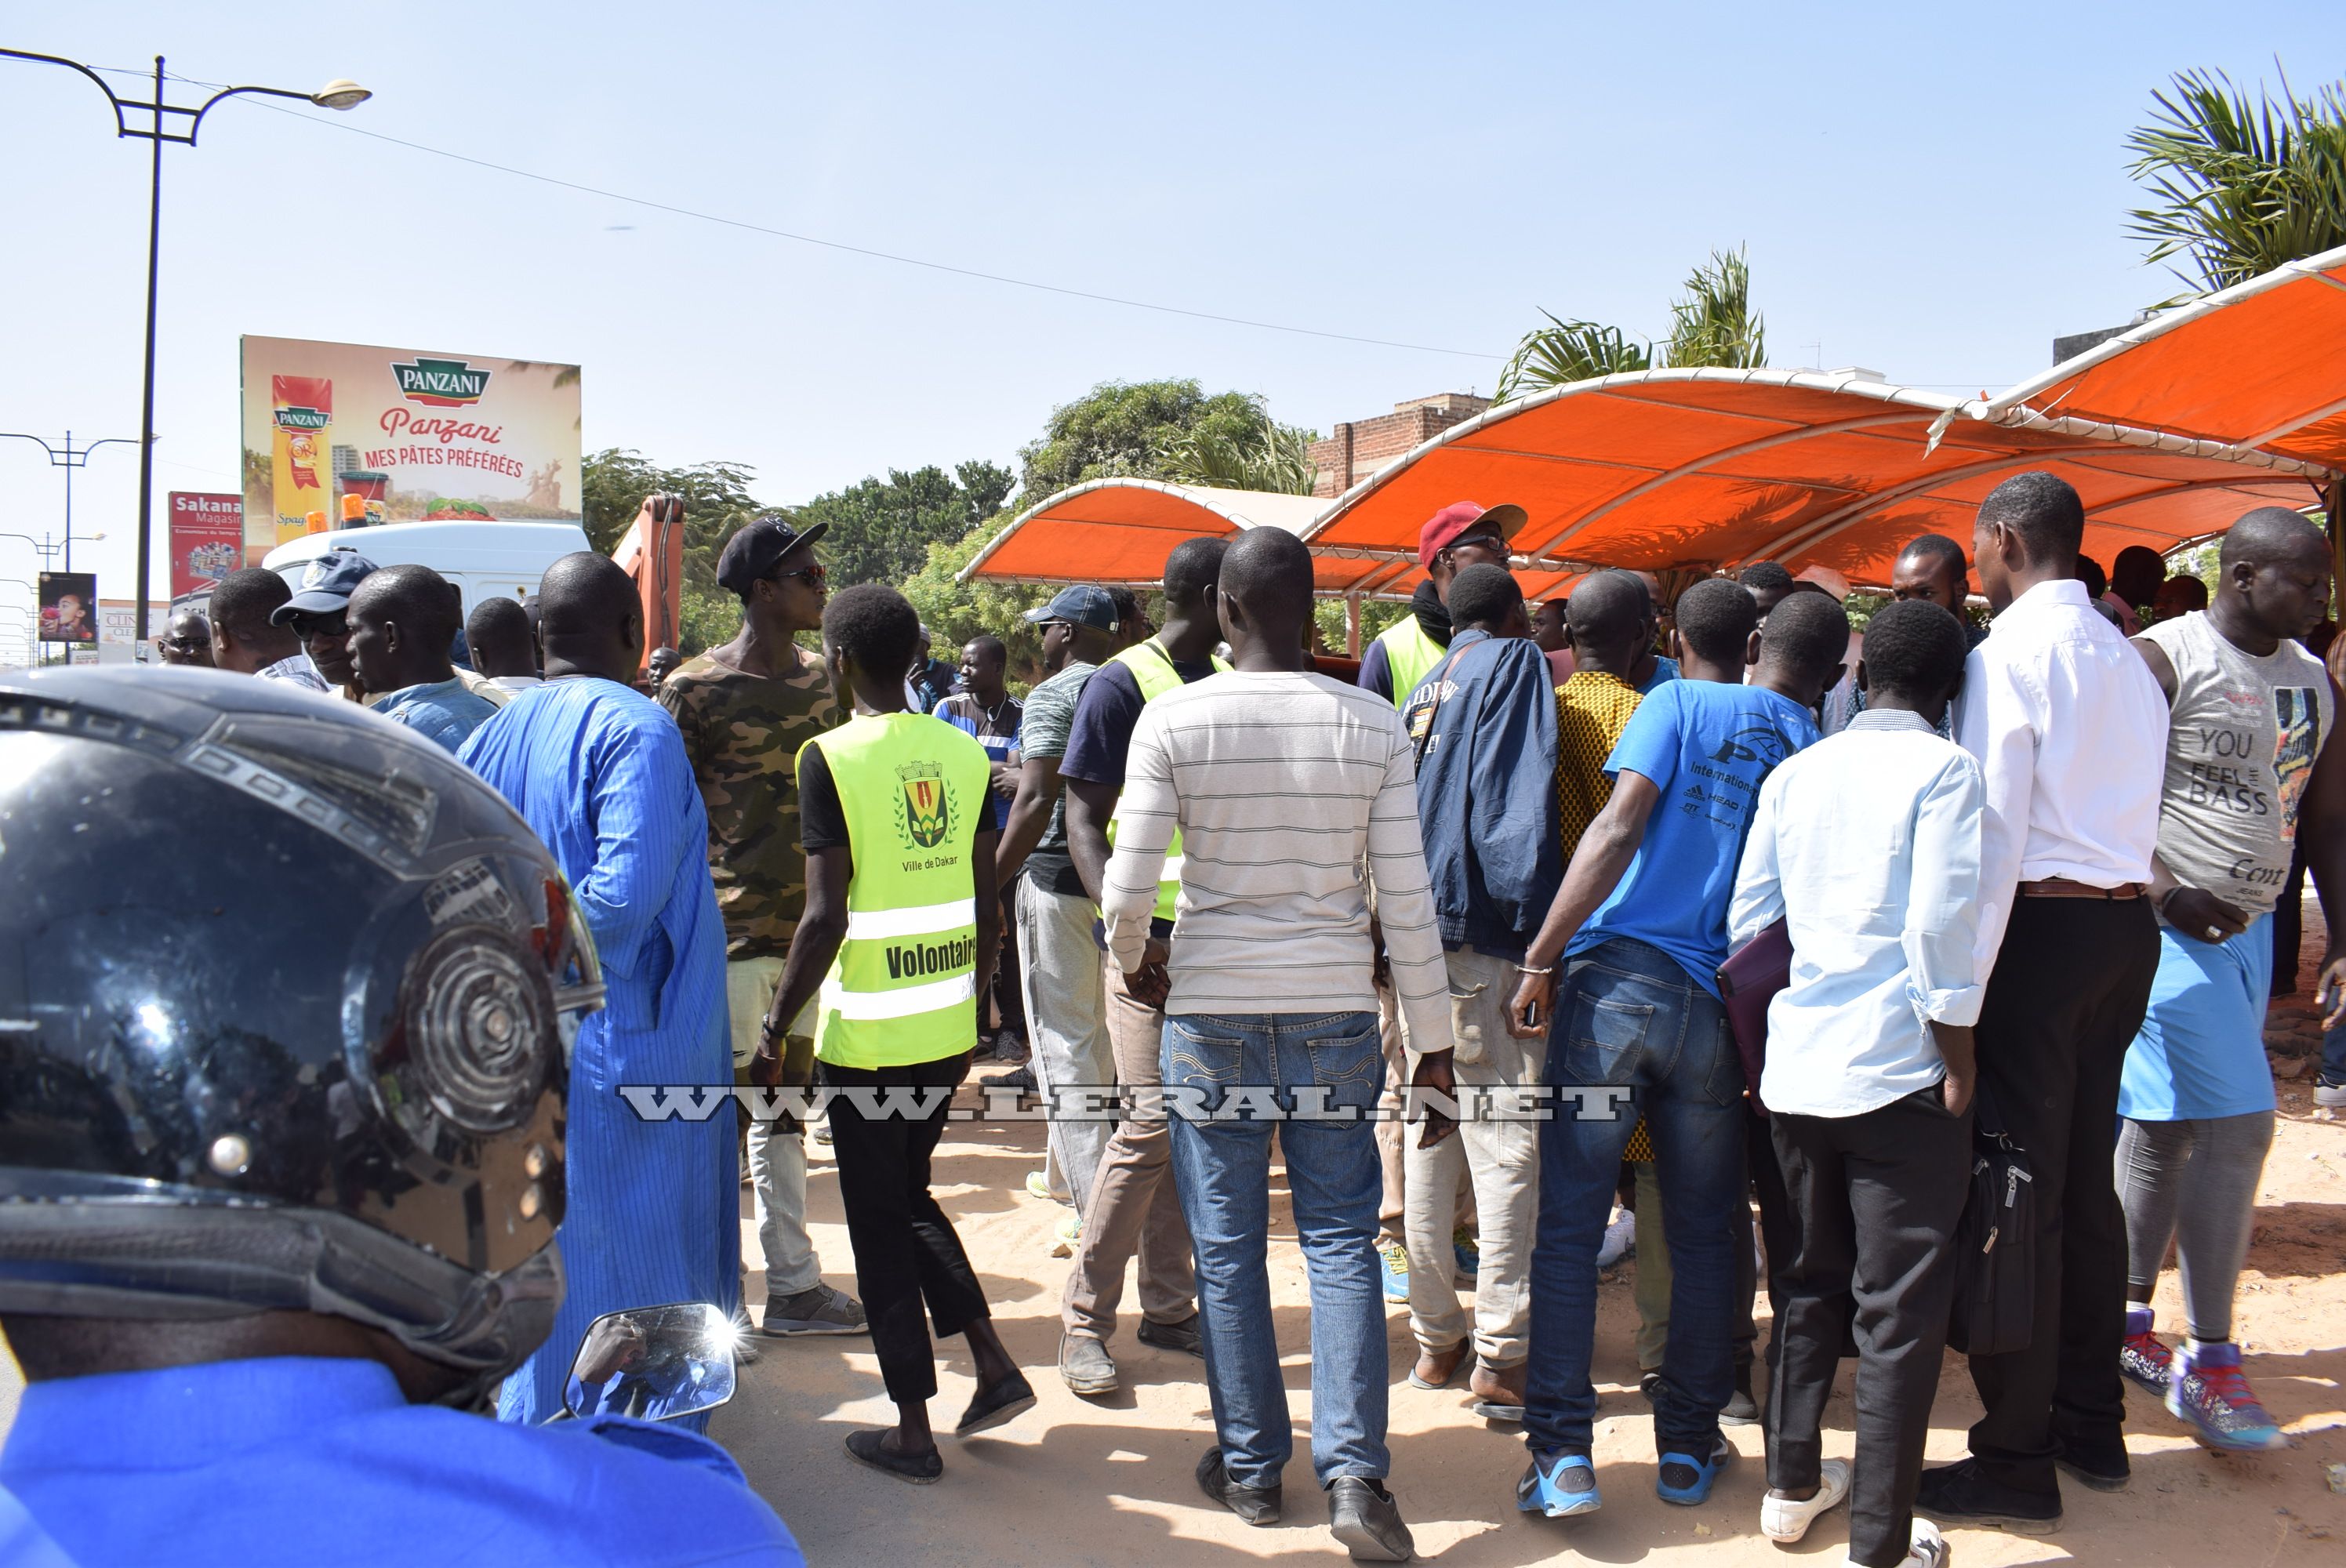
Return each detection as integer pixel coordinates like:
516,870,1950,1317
3,930,2342,1566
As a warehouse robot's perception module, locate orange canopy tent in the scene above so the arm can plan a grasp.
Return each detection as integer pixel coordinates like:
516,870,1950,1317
959,479,1355,590
1301,368,2334,595
1970,241,2346,471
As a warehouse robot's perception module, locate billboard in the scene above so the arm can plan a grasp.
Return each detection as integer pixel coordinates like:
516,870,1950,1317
238,336,582,564
98,599,172,654
169,492,245,598
37,572,96,644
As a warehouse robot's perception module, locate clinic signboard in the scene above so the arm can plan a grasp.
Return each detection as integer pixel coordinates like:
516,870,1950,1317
238,336,583,564
98,599,170,664
169,492,245,599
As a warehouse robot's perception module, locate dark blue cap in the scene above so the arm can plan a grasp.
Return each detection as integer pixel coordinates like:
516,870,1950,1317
269,549,378,623
1023,584,1120,633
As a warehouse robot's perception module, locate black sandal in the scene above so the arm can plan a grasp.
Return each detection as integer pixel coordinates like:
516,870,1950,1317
953,1372,1037,1438
844,1428,942,1484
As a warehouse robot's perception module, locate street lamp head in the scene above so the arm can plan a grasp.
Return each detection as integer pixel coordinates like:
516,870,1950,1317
311,79,371,111
89,532,106,542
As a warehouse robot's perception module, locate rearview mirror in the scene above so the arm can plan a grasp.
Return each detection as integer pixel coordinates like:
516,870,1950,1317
563,1301,737,1423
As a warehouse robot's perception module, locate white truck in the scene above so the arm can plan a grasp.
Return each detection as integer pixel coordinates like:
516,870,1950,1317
260,520,592,623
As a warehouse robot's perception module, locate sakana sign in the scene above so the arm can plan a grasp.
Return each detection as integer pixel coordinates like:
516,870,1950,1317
238,336,581,565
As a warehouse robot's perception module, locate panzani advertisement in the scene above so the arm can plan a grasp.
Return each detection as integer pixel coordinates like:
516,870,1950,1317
238,336,583,564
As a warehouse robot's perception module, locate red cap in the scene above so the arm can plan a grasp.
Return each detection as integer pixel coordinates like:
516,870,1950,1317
1418,500,1527,565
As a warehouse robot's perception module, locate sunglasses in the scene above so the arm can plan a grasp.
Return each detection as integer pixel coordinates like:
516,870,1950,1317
771,560,826,587
286,611,348,640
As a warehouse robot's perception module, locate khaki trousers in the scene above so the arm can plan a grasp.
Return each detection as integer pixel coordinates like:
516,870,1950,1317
1061,958,1197,1339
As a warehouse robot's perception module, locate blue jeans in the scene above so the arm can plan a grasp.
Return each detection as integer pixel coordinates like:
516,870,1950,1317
2324,1016,2346,1090
1525,938,1748,1459
1164,1010,1389,1490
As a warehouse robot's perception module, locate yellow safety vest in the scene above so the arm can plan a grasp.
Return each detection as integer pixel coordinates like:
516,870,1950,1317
1106,639,1229,923
801,711,993,1069
1375,615,1447,710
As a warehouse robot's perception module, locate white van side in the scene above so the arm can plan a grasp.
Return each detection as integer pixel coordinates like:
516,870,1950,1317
262,521,592,622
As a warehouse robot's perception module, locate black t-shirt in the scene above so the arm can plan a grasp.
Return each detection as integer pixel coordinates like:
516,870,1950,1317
797,743,848,851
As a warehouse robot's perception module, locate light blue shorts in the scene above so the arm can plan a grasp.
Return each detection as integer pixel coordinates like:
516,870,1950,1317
2119,914,2275,1122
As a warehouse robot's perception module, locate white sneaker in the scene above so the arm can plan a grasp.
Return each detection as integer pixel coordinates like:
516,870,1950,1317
1854,1517,1947,1567
1596,1210,1636,1267
1761,1457,1851,1542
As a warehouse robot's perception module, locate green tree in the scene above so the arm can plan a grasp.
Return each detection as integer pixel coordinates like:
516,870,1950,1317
898,522,1052,687
1312,596,1407,657
2126,67,2346,296
1017,379,1302,503
795,461,1015,588
1496,247,1767,401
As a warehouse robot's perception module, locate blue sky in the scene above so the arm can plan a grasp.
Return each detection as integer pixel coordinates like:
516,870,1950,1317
0,1,2336,612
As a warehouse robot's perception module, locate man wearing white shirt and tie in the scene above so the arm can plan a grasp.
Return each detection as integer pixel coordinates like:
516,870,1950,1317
1917,471,2170,1535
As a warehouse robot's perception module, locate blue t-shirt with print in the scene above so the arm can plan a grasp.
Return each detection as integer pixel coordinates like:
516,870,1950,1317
1569,679,1819,996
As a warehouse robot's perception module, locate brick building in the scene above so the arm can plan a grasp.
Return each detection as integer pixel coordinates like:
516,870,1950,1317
1306,391,1491,499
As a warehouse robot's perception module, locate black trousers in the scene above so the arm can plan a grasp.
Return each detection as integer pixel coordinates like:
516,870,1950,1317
1735,1102,1797,1375
1963,895,2159,1494
822,1051,990,1406
1768,1090,1972,1568
992,885,1028,1042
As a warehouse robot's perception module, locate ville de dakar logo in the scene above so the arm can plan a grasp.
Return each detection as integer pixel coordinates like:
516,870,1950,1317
389,356,492,408
896,761,951,850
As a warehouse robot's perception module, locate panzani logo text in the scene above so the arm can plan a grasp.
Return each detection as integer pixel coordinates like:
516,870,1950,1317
390,357,492,408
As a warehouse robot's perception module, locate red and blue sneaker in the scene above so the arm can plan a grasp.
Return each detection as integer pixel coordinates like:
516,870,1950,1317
2119,1305,2174,1396
2167,1341,2286,1451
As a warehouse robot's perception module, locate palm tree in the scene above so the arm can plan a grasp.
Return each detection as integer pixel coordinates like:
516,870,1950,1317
1155,416,1319,495
1494,315,1652,401
2126,67,2346,296
1495,247,1766,401
1663,247,1766,370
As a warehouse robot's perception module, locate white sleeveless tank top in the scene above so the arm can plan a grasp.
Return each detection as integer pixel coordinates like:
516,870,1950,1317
2138,609,2328,918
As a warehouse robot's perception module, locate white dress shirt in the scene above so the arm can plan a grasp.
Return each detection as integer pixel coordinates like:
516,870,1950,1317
1730,711,1985,1117
1953,576,2168,977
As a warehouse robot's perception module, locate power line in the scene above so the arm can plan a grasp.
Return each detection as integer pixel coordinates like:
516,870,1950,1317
70,65,2007,390
210,94,1502,361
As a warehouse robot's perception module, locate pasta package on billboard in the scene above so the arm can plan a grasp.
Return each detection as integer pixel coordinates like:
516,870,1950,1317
271,376,333,546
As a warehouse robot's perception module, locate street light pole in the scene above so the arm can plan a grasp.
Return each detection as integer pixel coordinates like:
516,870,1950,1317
1,434,133,575
0,49,371,644
136,53,165,633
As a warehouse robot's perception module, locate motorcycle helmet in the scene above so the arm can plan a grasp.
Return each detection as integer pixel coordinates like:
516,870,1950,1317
0,667,601,1390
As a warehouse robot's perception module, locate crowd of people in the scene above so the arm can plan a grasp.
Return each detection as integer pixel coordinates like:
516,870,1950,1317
5,469,2340,1568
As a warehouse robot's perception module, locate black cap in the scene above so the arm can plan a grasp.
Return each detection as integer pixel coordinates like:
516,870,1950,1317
715,514,828,595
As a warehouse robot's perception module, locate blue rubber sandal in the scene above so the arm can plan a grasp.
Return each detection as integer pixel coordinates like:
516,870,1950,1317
1516,1450,1601,1517
1656,1436,1733,1505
